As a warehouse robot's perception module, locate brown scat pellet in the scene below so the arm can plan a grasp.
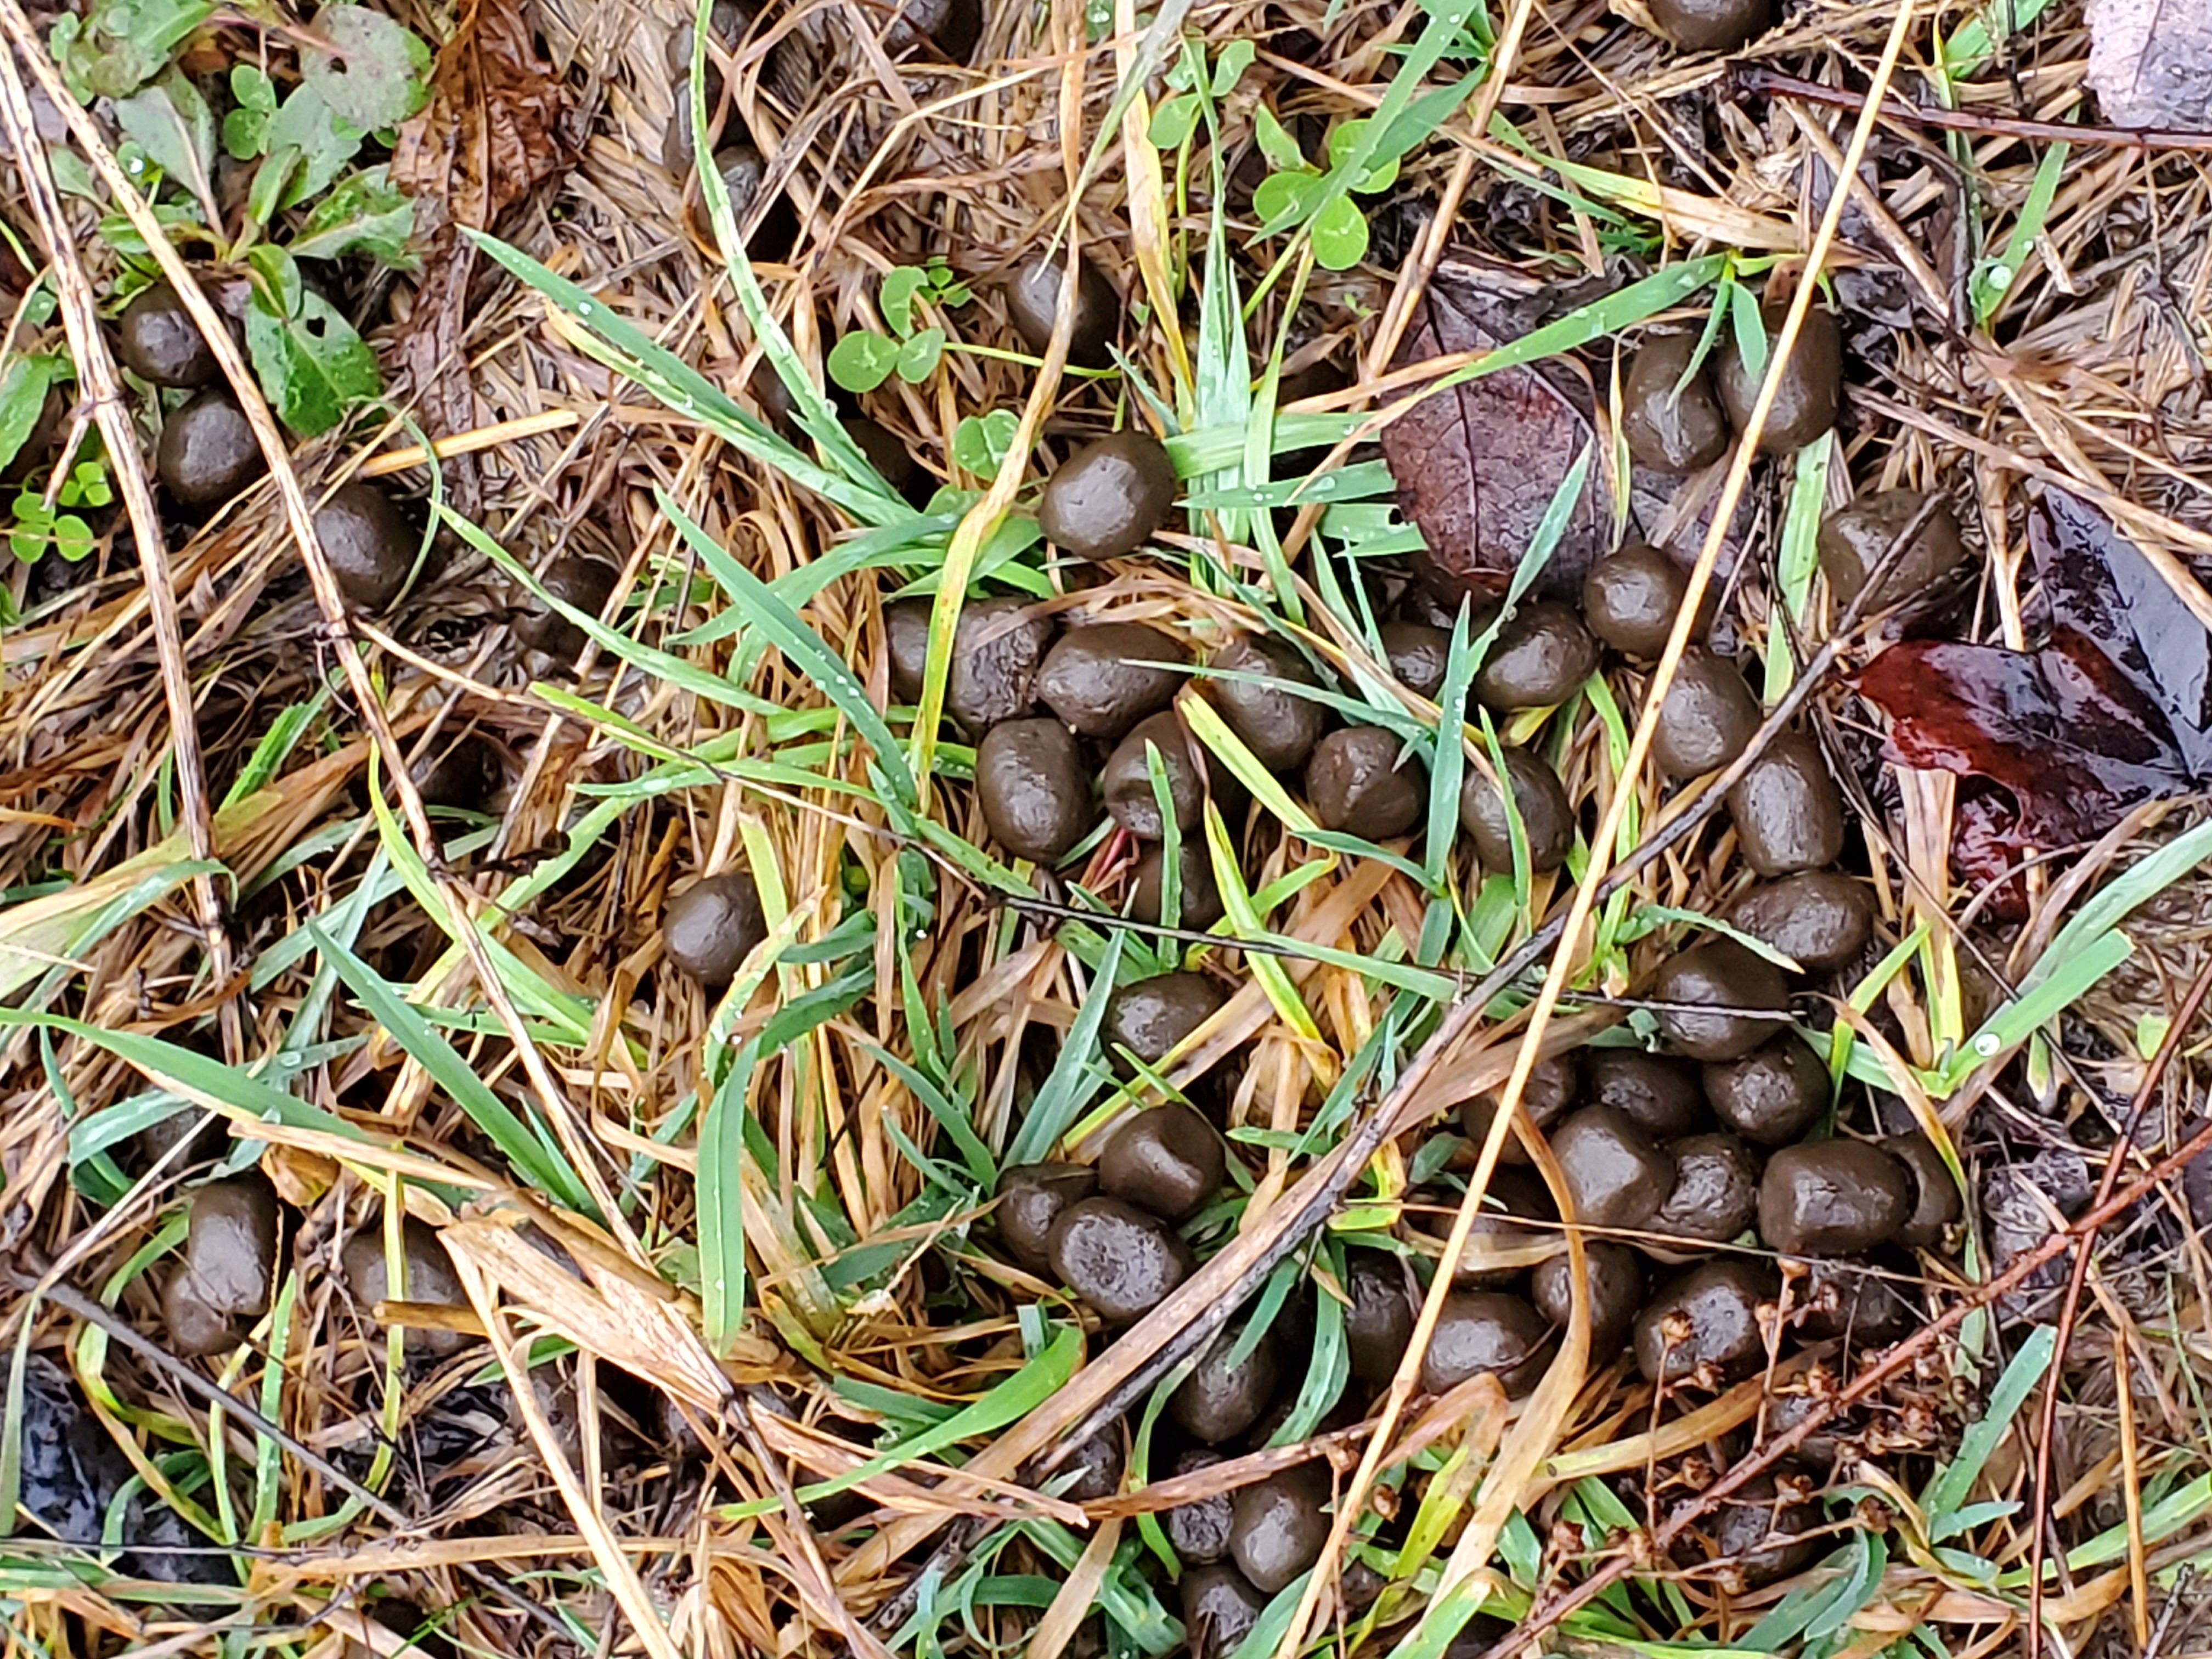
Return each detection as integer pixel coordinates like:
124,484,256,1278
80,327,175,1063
1169,1318,1280,1443
1457,747,1574,873
1716,300,1842,455
1723,871,1872,973
1621,333,1730,475
1758,1141,1912,1256
156,392,261,506
1045,1196,1195,1322
1531,1239,1643,1359
1380,620,1451,701
1652,651,1760,780
1008,253,1120,369
1550,1105,1676,1230
1582,543,1690,660
1633,1257,1778,1386
1472,602,1598,712
1418,1291,1549,1397
117,281,218,388
512,555,620,660
339,1216,469,1356
1305,726,1425,840
1649,1132,1761,1245
1035,623,1189,741
1039,431,1178,562
1883,1132,1963,1249
1102,970,1228,1071
1646,0,1773,51
1726,733,1846,878
975,718,1093,863
993,1163,1096,1271
314,481,419,612
163,1175,281,1356
1652,938,1789,1062
1209,637,1324,772
1101,711,1202,841
1818,489,1968,613
662,870,769,988
1704,1035,1829,1146
1099,1101,1224,1224
947,596,1057,734
1229,1462,1332,1592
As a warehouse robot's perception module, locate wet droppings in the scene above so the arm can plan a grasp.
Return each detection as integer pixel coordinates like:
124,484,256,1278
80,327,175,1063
315,481,419,612
1724,871,1871,973
1008,253,1120,369
1210,637,1324,771
1652,651,1761,780
1169,1317,1280,1442
156,392,261,506
1550,1105,1675,1229
1228,1461,1332,1592
1704,1035,1829,1146
1100,1101,1224,1223
340,1216,469,1356
1342,1250,1417,1383
975,717,1094,862
662,869,769,988
1472,602,1598,711
994,1163,1096,1272
1103,970,1228,1070
1652,939,1790,1062
163,1174,281,1356
947,596,1057,734
1046,1196,1196,1322
1758,1141,1912,1256
1715,298,1842,454
1102,711,1202,840
1634,1258,1778,1385
1419,1290,1549,1397
1585,1048,1706,1141
1036,623,1190,741
512,555,620,661
1621,333,1730,474
1039,430,1178,562
1818,489,1968,613
117,281,218,388
1532,1239,1643,1358
1726,733,1846,878
1650,1133,1761,1245
1457,746,1574,873
1306,726,1426,839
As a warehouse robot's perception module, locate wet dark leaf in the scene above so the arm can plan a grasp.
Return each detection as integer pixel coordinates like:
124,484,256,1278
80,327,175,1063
1854,492,2210,892
1379,259,1744,603
1380,263,1611,602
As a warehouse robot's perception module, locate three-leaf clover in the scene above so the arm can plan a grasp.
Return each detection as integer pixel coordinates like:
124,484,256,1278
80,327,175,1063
1250,115,1402,272
828,261,967,394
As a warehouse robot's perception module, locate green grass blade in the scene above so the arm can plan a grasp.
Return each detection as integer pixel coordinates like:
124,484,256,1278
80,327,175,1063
1006,929,1126,1166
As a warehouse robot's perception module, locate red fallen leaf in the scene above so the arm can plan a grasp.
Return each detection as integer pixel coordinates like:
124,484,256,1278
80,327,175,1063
1853,492,2207,901
1381,258,1745,603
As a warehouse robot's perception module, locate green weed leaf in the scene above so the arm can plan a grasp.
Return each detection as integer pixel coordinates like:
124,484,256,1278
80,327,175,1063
1253,104,1307,170
0,356,60,478
895,326,945,382
223,65,276,159
1726,278,1769,388
245,281,381,437
301,4,432,130
53,0,213,100
1311,194,1370,269
827,330,900,393
262,82,367,213
113,70,219,223
880,265,929,336
1211,38,1255,93
1251,167,1322,232
1327,117,1399,192
951,409,1018,474
287,166,416,264
1149,92,1201,149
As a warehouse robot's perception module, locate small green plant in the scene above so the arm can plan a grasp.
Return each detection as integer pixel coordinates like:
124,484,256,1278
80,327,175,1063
950,409,1017,475
827,260,970,394
46,0,430,438
1250,113,1401,270
10,456,114,565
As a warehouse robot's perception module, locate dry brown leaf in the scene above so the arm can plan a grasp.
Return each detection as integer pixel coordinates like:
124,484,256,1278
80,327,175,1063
390,0,567,487
2086,0,2212,128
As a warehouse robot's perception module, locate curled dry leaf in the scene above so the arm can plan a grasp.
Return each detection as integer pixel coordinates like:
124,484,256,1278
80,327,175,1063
1853,491,2210,898
390,0,567,499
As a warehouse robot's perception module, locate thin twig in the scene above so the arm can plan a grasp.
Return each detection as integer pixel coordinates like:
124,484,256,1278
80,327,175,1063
1735,66,2212,153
